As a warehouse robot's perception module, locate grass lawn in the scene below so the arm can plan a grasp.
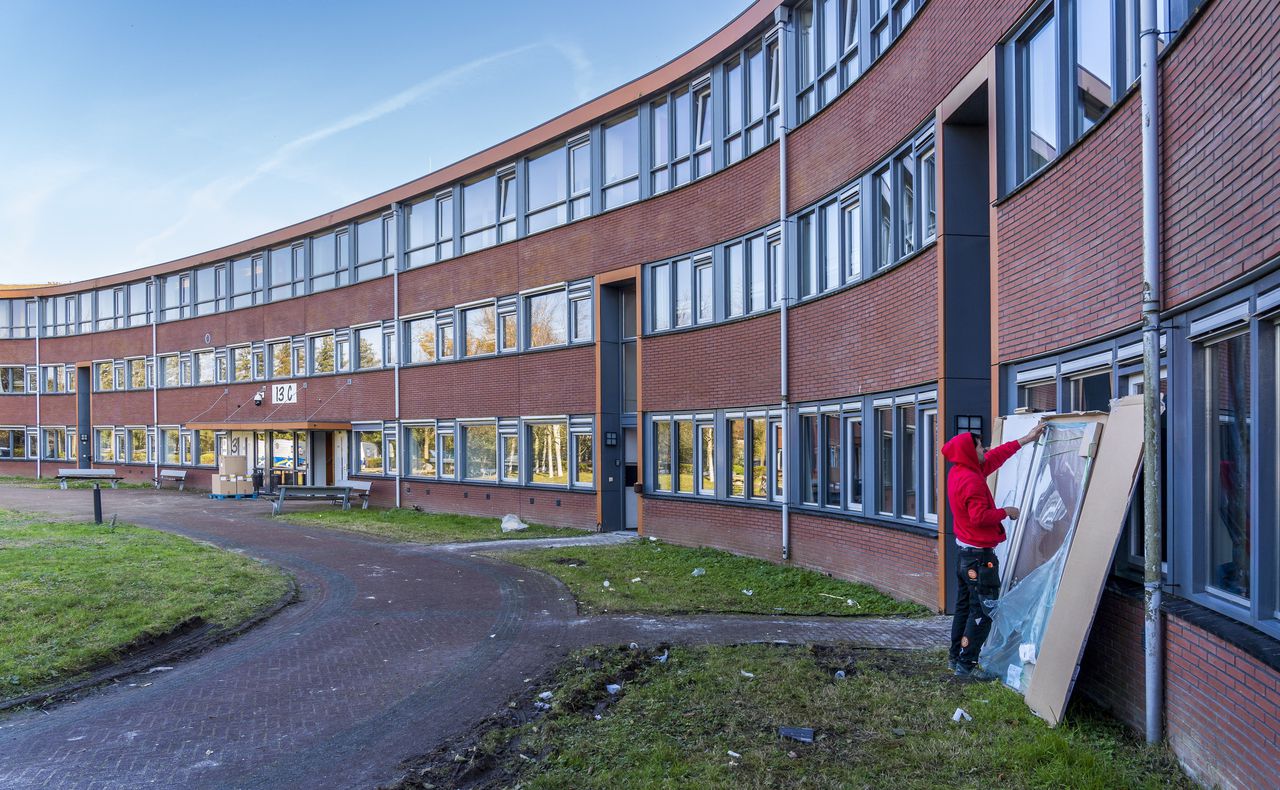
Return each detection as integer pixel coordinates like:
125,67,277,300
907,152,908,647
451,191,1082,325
399,644,1192,790
0,475,153,490
277,507,585,544
0,509,289,699
491,540,927,617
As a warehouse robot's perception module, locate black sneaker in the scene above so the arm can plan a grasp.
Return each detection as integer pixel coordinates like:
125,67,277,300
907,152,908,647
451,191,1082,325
947,658,959,672
953,664,1000,682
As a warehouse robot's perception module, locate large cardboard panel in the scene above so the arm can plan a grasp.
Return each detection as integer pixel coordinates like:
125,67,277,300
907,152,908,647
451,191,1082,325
1023,395,1145,725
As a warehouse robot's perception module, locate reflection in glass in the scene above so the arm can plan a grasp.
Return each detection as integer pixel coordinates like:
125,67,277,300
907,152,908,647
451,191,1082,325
1205,333,1251,599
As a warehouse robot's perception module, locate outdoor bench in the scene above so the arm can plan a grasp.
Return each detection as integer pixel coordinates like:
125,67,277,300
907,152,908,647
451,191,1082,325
272,485,353,515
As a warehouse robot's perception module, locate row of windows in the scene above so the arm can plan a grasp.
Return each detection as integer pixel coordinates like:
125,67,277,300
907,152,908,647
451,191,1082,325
647,387,938,526
82,282,592,392
352,417,594,491
1005,274,1280,639
0,365,78,395
644,123,935,334
1007,0,1199,187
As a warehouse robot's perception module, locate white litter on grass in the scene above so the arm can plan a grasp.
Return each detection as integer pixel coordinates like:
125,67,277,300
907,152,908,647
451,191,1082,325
533,701,551,711
740,670,755,678
727,750,742,759
538,691,553,700
952,708,972,723
602,580,611,588
606,683,622,695
742,589,753,596
631,577,642,583
500,514,529,533
834,670,846,679
146,666,173,674
655,649,669,663
629,642,639,650
691,568,706,577
648,536,657,541
1006,665,1023,689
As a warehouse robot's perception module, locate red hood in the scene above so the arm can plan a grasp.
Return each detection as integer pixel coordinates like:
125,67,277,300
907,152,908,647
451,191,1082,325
942,432,981,472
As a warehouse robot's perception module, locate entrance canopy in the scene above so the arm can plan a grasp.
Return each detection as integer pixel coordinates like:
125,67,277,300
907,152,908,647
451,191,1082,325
184,421,351,432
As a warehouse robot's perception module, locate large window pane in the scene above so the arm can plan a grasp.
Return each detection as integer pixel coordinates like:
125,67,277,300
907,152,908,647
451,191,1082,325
824,414,841,506
407,317,436,363
750,417,767,498
1026,16,1059,173
1205,333,1251,599
356,430,383,475
675,258,693,327
1076,0,1114,131
699,423,715,494
356,326,382,369
311,335,335,374
729,418,745,497
654,418,672,492
463,424,498,481
529,422,568,486
527,291,567,348
464,305,497,356
899,405,917,517
528,146,566,210
877,406,894,514
407,425,437,477
574,433,593,486
604,114,639,185
727,242,745,316
800,415,819,504
847,416,863,508
652,263,670,331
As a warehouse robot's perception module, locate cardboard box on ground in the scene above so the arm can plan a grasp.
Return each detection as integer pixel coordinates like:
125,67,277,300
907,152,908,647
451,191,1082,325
213,455,253,496
982,396,1146,726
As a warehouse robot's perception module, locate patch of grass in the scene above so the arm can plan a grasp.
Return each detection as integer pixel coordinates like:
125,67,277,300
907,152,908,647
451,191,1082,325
0,475,153,490
400,645,1191,790
492,540,926,617
277,507,585,544
0,509,289,698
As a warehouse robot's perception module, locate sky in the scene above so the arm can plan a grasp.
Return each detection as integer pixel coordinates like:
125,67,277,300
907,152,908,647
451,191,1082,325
0,0,751,285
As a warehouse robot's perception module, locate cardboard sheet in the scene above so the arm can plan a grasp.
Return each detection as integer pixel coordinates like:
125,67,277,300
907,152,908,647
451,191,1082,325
1023,395,1145,726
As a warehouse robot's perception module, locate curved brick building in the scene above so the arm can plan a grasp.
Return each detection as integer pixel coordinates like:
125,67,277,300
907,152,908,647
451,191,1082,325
1,0,1276,784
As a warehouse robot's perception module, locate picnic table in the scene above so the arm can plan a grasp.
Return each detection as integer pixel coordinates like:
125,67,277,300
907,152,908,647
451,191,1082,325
271,485,353,515
56,468,123,490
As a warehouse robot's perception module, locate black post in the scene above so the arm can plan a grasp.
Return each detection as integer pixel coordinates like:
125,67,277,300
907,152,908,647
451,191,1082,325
92,482,103,525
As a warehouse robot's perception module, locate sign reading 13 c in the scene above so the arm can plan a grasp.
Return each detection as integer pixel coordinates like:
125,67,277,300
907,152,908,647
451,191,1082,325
271,383,298,404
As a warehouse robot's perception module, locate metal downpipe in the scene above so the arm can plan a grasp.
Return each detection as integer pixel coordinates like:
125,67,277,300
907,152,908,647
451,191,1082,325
777,10,791,561
1140,0,1164,746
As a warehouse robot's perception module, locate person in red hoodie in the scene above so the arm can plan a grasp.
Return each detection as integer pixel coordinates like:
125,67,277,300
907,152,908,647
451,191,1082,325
942,422,1045,679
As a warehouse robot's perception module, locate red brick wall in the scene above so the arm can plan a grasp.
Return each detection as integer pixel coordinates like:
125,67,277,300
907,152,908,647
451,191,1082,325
642,314,780,412
643,497,937,608
1080,590,1280,790
388,477,596,530
789,250,939,401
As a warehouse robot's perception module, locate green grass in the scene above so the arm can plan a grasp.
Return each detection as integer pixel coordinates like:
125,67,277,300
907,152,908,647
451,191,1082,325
491,540,926,617
0,474,153,490
277,507,585,544
404,645,1191,790
0,508,290,698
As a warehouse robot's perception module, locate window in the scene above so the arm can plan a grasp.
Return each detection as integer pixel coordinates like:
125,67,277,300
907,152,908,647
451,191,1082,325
796,0,842,120
652,262,671,331
95,428,114,462
897,153,916,257
310,334,335,374
874,166,893,271
528,422,568,486
96,287,122,331
194,351,216,385
437,315,455,360
1018,377,1057,411
0,366,26,394
232,346,253,382
230,255,262,309
841,194,863,281
697,258,715,323
497,172,516,242
405,316,436,364
846,414,863,509
651,80,713,191
750,417,768,498
0,428,27,458
194,265,225,315
841,0,861,83
527,137,588,234
1023,14,1058,178
42,427,69,460
899,404,917,517
310,229,350,291
570,290,593,343
698,422,716,495
356,326,383,369
126,358,146,389
439,427,456,478
1066,368,1112,411
728,417,745,497
800,414,819,504
196,431,216,466
156,356,178,388
500,307,518,352
727,243,746,316
527,290,567,348
268,244,304,301
463,304,497,357
406,424,437,477
675,419,694,494
653,417,673,492
922,408,938,521
876,406,894,514
40,365,66,394
462,423,498,481
405,194,452,268
501,429,519,483
128,428,148,463
356,429,384,475
461,174,498,254
676,257,694,326
335,334,351,372
355,214,394,282
160,428,180,465
270,341,292,379
572,431,593,488
1202,331,1251,600
603,114,640,209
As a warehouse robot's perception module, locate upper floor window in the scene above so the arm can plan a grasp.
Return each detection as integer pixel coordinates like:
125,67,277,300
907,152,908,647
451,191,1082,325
527,136,590,234
602,114,640,210
0,366,28,394
269,244,305,302
355,213,394,282
405,193,454,267
160,273,190,321
650,81,713,194
310,229,350,292
96,287,122,331
230,255,262,310
194,266,225,316
461,173,498,254
724,38,773,164
526,289,568,349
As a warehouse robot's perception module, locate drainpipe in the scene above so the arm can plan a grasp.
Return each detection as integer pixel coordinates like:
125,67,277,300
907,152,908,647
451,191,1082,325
1139,0,1164,746
34,321,41,480
392,204,403,508
152,277,160,484
777,6,791,561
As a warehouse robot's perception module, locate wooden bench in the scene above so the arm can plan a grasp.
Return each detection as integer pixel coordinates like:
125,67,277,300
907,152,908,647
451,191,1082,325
348,480,372,509
56,468,123,490
271,485,353,516
153,469,187,491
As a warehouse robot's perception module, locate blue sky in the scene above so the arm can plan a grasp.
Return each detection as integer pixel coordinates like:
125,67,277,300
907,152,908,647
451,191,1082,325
0,0,750,284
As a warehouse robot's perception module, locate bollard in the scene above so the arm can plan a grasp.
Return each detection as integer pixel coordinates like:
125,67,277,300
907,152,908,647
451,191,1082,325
93,482,103,525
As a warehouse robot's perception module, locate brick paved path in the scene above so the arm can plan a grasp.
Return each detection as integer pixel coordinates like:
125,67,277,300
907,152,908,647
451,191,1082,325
0,487,947,789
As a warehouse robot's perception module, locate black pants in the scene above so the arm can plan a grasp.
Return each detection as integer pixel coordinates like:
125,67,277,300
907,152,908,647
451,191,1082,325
949,547,1001,668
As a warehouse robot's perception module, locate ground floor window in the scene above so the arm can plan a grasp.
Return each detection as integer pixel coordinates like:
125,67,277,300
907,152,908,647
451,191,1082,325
128,428,148,464
41,427,70,461
1201,330,1251,601
95,428,114,462
356,429,383,475
406,425,437,477
462,423,498,481
528,422,568,486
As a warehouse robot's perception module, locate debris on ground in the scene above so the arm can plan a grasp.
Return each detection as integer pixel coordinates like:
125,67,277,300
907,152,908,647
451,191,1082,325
537,691,552,700
630,577,642,583
500,514,529,532
727,750,742,759
145,666,174,674
742,589,753,596
834,670,846,679
629,642,639,650
691,568,706,577
602,580,610,588
654,649,669,664
952,708,972,723
740,670,755,678
605,683,622,695
779,726,815,743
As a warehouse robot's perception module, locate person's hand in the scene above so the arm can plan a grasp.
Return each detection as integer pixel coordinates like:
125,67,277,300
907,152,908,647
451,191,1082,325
1019,421,1047,446
1004,506,1020,520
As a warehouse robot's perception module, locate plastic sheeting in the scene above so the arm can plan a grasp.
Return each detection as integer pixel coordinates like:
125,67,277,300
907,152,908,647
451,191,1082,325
980,422,1093,692
991,413,1053,572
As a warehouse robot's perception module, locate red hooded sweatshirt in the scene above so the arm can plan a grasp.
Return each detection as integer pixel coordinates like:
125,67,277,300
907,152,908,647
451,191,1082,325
941,432,1021,548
